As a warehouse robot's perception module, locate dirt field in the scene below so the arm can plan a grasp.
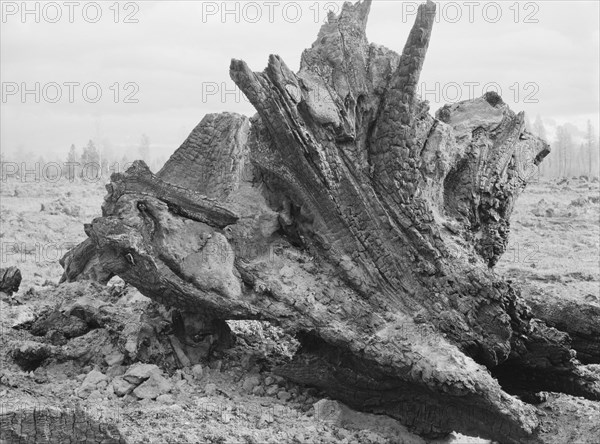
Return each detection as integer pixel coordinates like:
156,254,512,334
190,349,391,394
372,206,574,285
0,176,598,443
495,178,600,315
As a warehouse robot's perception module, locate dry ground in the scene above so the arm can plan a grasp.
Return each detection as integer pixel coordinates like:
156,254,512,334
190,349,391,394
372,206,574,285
495,178,600,308
0,176,598,444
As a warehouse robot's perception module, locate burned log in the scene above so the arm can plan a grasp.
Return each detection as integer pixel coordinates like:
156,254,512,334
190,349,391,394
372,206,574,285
60,1,598,442
0,407,126,444
59,237,113,285
522,290,600,364
0,267,22,296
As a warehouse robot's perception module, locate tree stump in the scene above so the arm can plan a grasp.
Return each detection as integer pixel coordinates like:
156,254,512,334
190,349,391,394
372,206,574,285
60,1,599,442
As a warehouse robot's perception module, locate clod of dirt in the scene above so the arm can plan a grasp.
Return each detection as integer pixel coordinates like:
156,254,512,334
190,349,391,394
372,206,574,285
0,267,22,296
2,302,36,329
132,373,173,400
123,363,162,385
570,197,589,207
30,309,90,339
313,399,426,444
10,340,53,371
40,197,81,217
76,369,108,399
112,376,137,397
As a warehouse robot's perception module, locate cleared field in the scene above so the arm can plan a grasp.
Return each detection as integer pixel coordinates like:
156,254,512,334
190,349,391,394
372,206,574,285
1,177,598,443
495,179,600,310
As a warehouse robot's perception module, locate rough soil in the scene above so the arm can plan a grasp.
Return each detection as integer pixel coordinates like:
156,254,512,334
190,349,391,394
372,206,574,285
495,178,600,307
0,177,598,443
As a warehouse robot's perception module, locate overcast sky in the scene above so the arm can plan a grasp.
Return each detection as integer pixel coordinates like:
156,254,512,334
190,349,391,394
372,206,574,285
1,0,598,161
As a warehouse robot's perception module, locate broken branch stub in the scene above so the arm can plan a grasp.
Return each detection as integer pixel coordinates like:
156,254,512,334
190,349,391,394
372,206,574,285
0,267,22,296
60,1,599,442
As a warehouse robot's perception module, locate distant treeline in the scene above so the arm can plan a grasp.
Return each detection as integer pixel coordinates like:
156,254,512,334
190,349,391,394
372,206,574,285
1,134,167,182
1,121,599,183
529,117,599,180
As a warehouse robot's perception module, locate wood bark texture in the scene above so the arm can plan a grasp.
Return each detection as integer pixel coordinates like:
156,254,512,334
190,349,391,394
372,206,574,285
60,2,599,442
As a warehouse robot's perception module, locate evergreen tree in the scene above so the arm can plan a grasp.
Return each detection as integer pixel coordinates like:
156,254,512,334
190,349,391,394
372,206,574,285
138,134,150,163
80,140,101,180
65,144,79,180
533,115,546,140
585,120,597,178
555,125,573,178
115,154,130,175
100,140,113,179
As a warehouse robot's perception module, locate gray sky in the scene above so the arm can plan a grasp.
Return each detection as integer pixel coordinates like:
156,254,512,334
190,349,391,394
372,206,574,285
1,0,598,160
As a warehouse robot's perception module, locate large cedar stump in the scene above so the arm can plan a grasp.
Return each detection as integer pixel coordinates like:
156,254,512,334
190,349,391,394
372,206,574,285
60,2,600,442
